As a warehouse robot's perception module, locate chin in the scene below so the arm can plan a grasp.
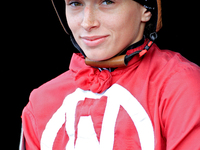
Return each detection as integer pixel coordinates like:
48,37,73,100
85,53,112,61
86,55,107,61
83,49,112,61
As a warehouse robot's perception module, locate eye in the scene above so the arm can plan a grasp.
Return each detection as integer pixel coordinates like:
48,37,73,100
68,1,83,7
102,0,114,5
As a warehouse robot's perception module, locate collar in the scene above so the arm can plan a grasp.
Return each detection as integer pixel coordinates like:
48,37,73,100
69,39,149,93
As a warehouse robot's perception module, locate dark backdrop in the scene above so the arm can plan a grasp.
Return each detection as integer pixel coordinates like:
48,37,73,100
2,0,199,149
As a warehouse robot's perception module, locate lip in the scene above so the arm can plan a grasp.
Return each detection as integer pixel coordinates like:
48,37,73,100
80,35,109,47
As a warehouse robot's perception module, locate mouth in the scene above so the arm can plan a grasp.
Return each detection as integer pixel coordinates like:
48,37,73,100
80,35,109,47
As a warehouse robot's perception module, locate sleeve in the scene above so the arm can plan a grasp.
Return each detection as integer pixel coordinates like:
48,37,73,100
160,67,200,150
21,103,40,150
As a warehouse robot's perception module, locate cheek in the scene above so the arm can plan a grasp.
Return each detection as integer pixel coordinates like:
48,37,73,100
117,10,140,34
66,13,81,36
104,10,141,47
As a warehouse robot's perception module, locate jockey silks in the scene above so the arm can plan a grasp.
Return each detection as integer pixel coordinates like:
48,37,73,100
21,40,200,150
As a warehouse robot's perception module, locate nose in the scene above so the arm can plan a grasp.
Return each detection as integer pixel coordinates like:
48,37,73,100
81,6,100,32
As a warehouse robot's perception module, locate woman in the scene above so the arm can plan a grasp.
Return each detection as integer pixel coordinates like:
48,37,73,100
20,0,200,149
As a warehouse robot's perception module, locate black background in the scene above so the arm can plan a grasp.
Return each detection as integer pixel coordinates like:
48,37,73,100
2,1,199,149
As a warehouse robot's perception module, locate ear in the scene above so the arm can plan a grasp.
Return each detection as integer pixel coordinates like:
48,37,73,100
141,9,152,23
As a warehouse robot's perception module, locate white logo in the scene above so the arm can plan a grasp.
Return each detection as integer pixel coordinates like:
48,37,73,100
41,84,155,150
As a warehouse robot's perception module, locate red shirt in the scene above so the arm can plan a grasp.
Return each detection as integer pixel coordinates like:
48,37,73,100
21,41,200,150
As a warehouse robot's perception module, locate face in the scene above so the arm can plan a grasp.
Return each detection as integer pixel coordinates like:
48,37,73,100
66,0,151,61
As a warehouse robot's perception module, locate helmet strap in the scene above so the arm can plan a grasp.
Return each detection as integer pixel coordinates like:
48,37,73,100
85,39,155,68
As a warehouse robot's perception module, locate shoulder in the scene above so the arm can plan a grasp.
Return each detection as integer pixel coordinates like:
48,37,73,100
143,43,200,109
28,70,77,112
146,43,200,81
23,70,77,134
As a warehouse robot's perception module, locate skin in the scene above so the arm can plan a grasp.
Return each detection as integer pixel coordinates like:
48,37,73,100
65,0,151,61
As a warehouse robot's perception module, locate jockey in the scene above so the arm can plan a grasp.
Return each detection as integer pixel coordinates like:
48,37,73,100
20,0,200,149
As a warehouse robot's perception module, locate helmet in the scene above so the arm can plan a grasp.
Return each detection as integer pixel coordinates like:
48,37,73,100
51,0,162,40
51,0,162,68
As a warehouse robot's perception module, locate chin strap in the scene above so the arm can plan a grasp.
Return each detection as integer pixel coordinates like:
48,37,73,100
85,40,154,68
